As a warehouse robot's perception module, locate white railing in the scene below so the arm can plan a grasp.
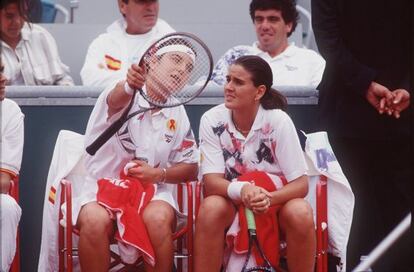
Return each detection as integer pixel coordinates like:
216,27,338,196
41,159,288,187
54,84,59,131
6,85,318,106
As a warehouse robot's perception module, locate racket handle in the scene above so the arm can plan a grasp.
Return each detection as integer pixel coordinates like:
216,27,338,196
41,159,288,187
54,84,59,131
86,118,125,155
245,208,257,230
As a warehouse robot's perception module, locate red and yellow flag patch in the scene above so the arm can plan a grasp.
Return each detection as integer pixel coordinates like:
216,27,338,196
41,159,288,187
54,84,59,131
48,186,57,204
105,55,122,71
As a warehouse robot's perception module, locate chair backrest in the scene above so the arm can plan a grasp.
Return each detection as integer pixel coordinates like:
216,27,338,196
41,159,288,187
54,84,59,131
41,0,70,23
41,1,57,23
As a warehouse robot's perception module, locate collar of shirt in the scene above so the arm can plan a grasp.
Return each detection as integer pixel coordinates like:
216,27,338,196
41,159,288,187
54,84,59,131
252,42,297,61
20,23,31,42
137,87,173,119
226,104,265,138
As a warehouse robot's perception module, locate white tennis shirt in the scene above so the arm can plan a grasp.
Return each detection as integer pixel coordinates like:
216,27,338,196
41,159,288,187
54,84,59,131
199,104,307,186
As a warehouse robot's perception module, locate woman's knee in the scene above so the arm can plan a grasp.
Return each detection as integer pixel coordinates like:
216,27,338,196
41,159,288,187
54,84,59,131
197,195,235,230
142,201,175,232
77,202,113,238
280,199,314,234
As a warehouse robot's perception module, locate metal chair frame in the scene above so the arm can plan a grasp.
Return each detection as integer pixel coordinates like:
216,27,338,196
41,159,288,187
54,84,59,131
195,174,329,272
58,179,194,272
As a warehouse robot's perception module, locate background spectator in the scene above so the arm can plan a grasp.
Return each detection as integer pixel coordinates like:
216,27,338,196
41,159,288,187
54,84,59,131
80,0,174,88
312,0,413,270
0,61,25,272
0,0,74,85
211,0,325,88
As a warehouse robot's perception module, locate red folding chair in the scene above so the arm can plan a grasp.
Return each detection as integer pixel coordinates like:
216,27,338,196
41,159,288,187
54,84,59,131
9,176,20,272
194,174,330,272
58,179,195,272
316,175,328,272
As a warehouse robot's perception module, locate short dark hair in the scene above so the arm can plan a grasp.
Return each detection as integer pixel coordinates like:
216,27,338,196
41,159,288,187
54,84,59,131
249,0,299,37
233,55,287,111
0,0,29,21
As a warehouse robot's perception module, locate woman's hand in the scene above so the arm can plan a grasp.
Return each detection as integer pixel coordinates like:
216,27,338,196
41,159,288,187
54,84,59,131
126,64,146,91
241,184,272,214
126,160,162,184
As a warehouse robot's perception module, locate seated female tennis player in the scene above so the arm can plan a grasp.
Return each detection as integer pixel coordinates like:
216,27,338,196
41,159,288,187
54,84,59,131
78,42,199,272
194,55,316,272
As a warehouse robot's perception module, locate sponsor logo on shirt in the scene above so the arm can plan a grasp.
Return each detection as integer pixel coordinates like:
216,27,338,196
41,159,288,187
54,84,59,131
178,139,195,151
164,134,173,143
182,149,194,158
105,55,122,70
166,119,177,132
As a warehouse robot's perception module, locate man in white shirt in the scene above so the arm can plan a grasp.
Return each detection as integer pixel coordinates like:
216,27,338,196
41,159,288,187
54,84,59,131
0,62,24,272
80,0,174,88
211,0,325,88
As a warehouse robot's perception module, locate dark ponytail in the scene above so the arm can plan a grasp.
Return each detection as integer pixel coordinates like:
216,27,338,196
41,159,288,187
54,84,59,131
260,87,287,111
233,55,287,111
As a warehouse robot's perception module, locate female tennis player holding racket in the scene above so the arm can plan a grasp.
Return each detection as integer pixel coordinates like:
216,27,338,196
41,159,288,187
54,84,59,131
78,41,200,271
195,56,316,272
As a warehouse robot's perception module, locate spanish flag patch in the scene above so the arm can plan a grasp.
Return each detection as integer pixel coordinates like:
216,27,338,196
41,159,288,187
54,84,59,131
48,186,57,204
105,55,122,70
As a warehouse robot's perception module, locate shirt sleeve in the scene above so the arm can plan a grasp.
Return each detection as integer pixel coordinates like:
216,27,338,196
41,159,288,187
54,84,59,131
273,112,307,182
80,36,125,87
40,26,74,86
199,113,225,175
84,82,123,148
309,52,326,88
211,46,256,86
0,103,24,176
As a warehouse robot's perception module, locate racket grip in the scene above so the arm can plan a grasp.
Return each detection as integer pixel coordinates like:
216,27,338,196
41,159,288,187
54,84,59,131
245,208,257,230
86,118,125,155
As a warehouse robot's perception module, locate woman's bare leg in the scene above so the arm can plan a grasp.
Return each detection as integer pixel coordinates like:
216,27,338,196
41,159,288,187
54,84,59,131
194,195,236,272
142,200,176,272
77,202,115,272
279,198,316,272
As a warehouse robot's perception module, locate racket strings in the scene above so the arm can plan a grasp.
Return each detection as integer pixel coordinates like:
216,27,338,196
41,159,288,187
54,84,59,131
141,33,212,107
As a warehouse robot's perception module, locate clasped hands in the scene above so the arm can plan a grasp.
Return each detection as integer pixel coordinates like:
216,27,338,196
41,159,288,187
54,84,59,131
366,82,410,119
240,184,272,214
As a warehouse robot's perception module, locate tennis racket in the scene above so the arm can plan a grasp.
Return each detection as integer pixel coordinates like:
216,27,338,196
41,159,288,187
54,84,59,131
241,208,277,272
86,32,213,155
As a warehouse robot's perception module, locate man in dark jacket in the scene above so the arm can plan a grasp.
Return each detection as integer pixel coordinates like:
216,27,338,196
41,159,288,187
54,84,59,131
312,0,413,270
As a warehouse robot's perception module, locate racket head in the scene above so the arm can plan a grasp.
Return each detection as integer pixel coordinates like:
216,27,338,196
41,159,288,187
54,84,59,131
137,32,213,108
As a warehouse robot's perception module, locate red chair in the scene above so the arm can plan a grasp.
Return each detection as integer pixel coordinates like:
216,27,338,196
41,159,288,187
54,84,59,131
9,176,20,272
316,175,328,272
58,179,195,272
194,174,330,272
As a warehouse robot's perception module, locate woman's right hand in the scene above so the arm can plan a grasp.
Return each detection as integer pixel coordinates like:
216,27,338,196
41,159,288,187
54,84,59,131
126,64,146,91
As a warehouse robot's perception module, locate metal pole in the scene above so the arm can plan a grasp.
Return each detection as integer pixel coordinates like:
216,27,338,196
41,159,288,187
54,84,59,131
352,213,412,272
69,0,79,23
